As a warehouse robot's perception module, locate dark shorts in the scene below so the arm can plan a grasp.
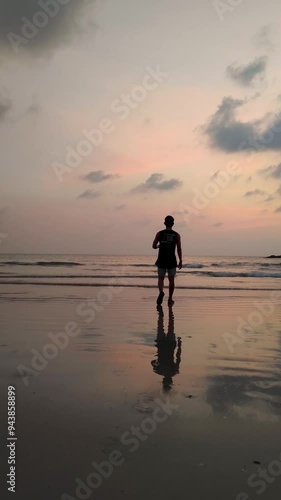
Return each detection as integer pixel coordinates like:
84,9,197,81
157,267,177,278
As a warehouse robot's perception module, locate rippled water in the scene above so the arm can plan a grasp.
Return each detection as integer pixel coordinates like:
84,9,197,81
0,254,281,291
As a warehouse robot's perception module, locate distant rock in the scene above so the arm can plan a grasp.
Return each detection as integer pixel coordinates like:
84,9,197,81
266,255,281,258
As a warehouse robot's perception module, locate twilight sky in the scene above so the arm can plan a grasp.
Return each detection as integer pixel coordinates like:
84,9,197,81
1,0,281,256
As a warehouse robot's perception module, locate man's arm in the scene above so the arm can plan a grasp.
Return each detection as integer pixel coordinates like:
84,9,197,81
176,233,182,269
152,232,160,249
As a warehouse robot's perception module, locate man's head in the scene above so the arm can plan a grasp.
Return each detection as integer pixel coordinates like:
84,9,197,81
164,215,174,228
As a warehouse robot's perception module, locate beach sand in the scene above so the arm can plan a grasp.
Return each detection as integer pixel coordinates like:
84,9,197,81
1,285,281,499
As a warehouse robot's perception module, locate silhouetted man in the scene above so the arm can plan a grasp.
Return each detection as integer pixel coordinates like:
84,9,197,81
152,215,182,306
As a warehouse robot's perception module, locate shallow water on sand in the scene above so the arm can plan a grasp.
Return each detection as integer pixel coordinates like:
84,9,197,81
1,285,281,499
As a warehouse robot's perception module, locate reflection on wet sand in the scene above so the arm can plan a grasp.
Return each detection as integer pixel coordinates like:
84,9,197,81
206,320,281,421
151,305,182,392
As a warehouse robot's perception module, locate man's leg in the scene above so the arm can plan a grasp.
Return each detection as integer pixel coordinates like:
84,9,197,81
158,276,164,293
157,268,165,305
168,276,175,300
167,268,176,304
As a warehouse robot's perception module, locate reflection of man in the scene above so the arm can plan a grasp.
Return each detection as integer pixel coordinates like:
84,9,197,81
151,305,182,392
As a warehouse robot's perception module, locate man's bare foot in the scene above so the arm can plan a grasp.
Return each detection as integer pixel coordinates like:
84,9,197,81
157,291,165,305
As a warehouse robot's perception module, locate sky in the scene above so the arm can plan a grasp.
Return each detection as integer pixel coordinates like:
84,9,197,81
1,0,281,256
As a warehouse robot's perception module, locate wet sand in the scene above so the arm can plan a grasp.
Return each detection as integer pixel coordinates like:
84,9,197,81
1,285,281,500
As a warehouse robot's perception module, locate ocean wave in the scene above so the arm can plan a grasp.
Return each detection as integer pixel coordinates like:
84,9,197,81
0,274,157,279
211,261,281,268
211,262,250,267
189,270,281,278
182,263,204,268
0,280,279,291
109,263,154,267
259,263,281,268
0,261,82,267
2,270,281,279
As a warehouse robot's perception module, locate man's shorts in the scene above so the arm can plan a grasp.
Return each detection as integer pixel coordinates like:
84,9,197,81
157,267,177,278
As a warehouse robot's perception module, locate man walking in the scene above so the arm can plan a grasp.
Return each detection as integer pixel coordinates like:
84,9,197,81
152,215,182,306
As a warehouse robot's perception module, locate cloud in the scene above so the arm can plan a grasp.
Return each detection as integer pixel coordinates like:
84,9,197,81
244,189,267,197
253,25,275,52
27,102,40,114
0,87,12,119
25,93,41,115
202,96,281,153
132,173,182,193
77,189,101,199
259,164,281,179
226,56,267,87
264,195,275,203
213,222,223,227
260,184,281,203
202,97,254,152
209,170,220,180
0,0,98,58
114,204,125,211
275,206,281,213
81,170,120,183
